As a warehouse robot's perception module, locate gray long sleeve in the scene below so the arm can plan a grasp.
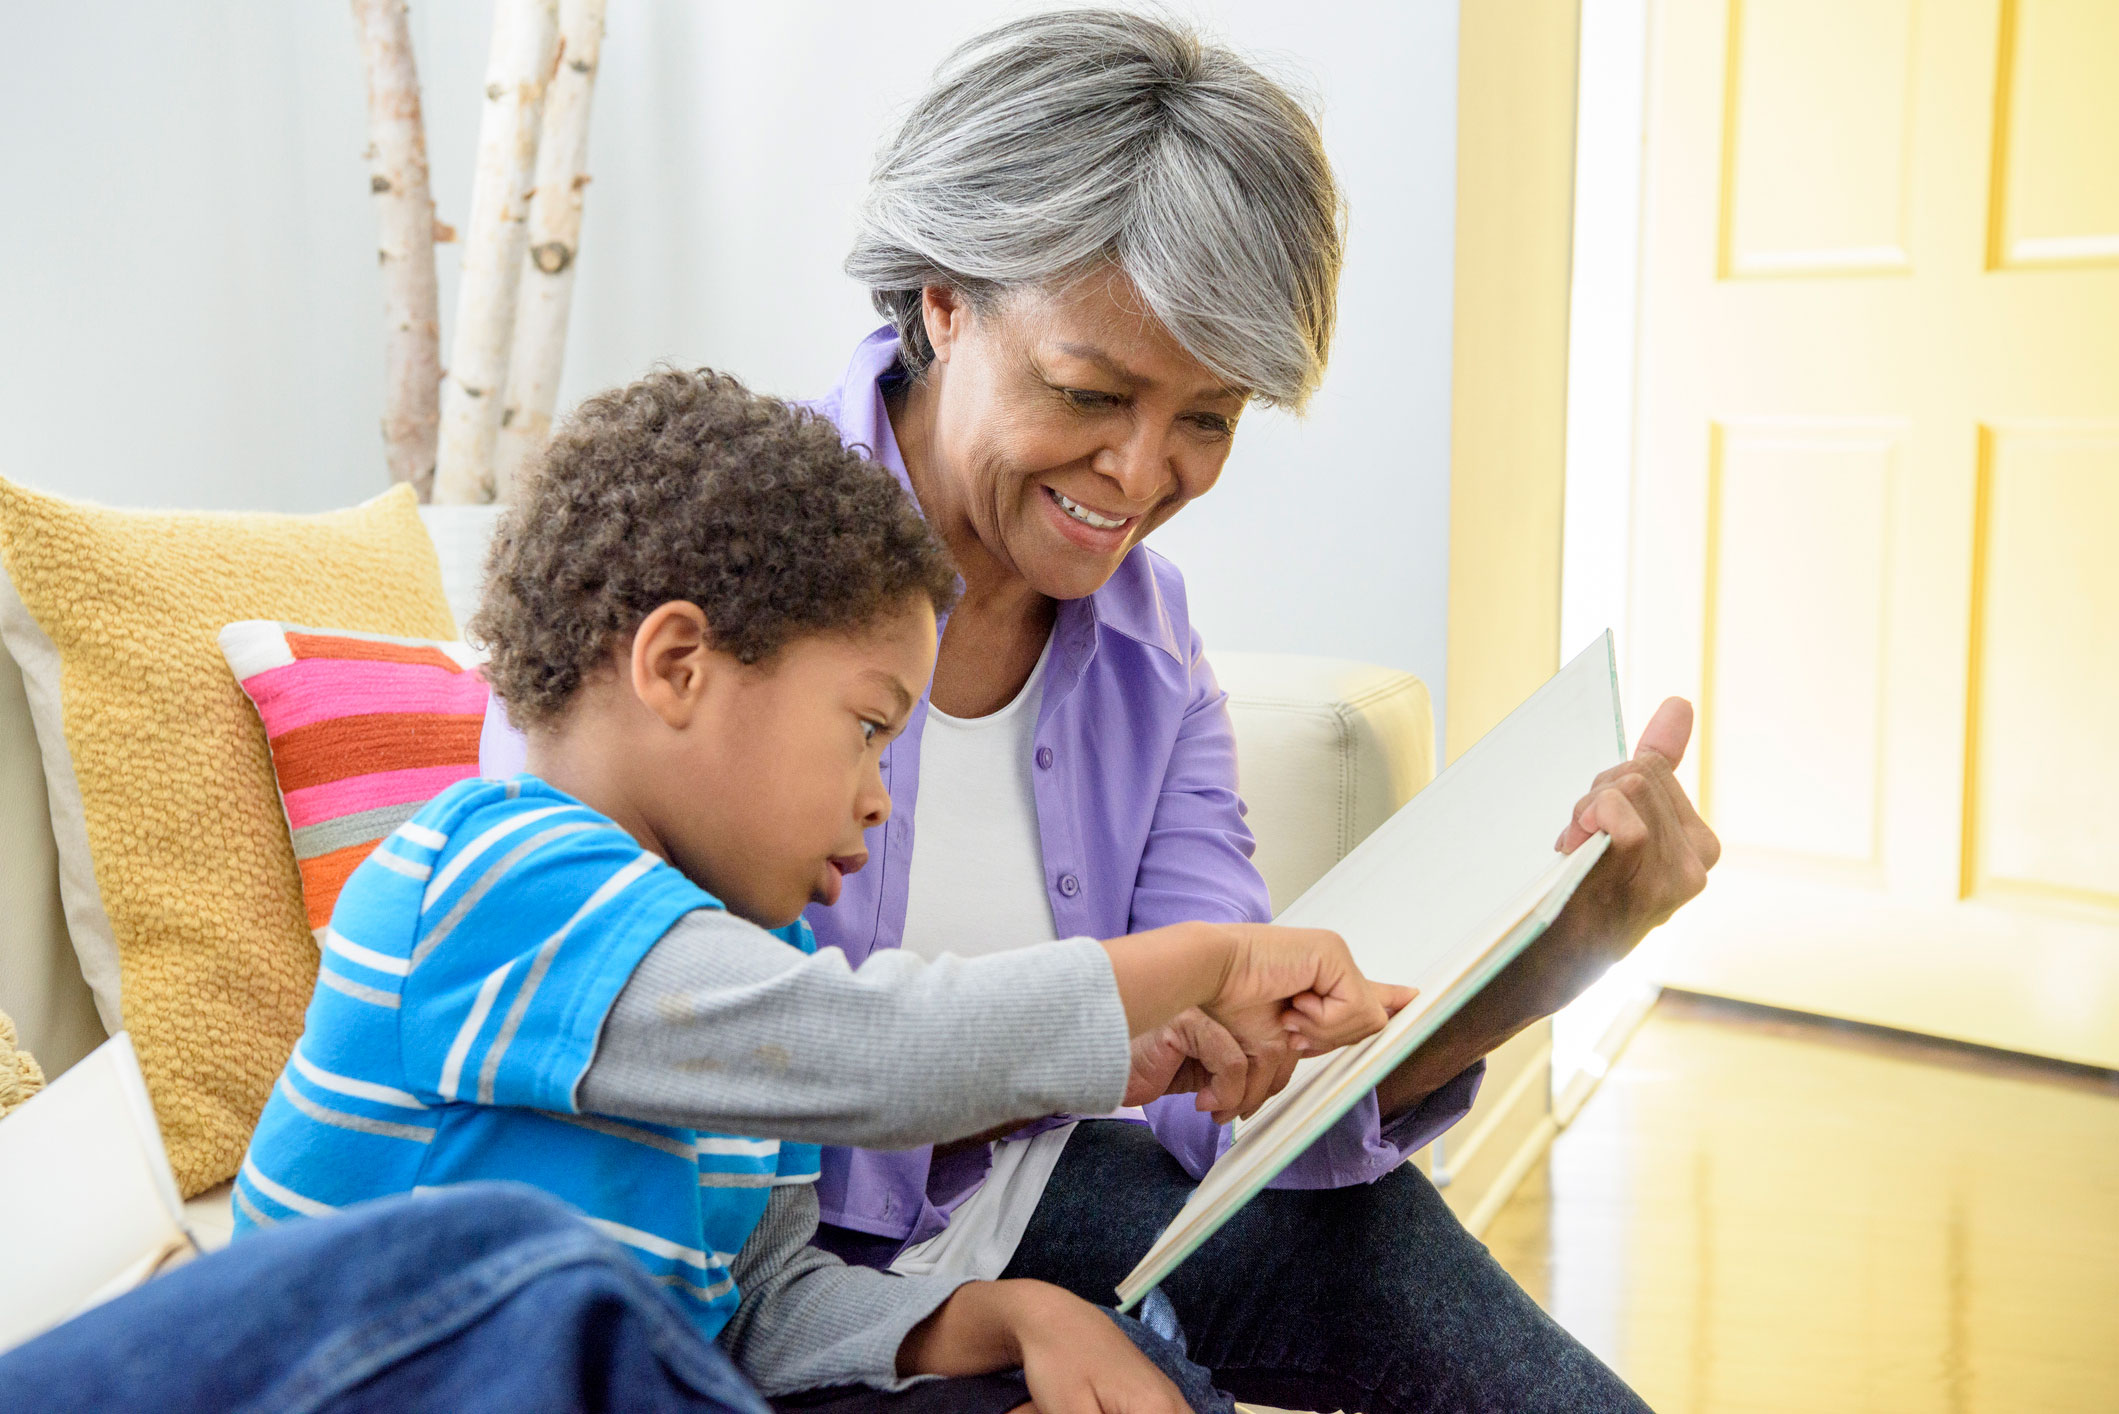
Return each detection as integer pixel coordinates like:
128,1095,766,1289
718,1181,970,1395
578,908,1130,1148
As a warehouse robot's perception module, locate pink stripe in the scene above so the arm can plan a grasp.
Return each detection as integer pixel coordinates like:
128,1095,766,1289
241,660,489,736
281,764,478,829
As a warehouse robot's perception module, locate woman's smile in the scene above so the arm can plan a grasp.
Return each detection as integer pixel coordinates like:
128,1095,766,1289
1040,483,1141,553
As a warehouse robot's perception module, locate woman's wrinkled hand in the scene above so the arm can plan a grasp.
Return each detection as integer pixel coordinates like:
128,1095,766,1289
1546,696,1721,987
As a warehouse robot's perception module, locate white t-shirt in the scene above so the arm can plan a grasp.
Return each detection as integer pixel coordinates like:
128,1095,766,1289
898,639,1060,961
891,639,1090,1283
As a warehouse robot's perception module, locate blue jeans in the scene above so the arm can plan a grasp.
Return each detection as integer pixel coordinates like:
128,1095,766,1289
1000,1120,1653,1414
0,1182,1229,1414
0,1185,769,1414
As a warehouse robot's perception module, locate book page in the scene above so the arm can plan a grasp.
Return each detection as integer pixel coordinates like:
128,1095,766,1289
0,1034,196,1355
1116,635,1626,1308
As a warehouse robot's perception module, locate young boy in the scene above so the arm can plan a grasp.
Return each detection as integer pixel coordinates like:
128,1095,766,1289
234,370,1402,1409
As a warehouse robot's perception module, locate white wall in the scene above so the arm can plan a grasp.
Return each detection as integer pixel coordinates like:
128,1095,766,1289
1,1,1458,717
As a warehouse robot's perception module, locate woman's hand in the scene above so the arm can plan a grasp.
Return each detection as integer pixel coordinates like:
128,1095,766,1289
898,1279,1190,1414
1550,696,1721,932
1375,697,1721,1118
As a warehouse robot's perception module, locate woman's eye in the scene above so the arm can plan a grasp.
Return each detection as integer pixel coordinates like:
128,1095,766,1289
1190,413,1235,437
1062,387,1120,410
860,719,882,744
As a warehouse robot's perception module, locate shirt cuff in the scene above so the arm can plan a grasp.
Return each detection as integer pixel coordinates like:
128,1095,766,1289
1271,1056,1488,1189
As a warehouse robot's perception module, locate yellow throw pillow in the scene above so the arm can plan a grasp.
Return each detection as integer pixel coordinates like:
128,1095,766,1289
0,479,456,1195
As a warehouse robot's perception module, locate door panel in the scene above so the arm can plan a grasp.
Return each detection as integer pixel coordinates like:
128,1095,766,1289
1988,0,2119,268
1966,424,2119,909
1702,422,1895,873
1631,0,2119,1065
1721,0,1917,276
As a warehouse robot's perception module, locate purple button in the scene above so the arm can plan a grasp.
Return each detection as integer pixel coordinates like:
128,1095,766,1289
1035,746,1054,770
1057,873,1081,898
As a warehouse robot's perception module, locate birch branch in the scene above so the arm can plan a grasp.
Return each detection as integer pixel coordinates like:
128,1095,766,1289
492,0,607,499
433,0,558,504
350,0,441,499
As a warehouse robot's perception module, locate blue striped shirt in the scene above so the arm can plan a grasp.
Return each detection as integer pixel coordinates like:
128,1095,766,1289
235,775,822,1337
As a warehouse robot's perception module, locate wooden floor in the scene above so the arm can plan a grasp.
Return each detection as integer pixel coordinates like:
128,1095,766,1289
1482,993,2119,1413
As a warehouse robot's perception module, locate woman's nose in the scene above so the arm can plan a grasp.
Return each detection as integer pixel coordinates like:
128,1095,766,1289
1093,431,1171,504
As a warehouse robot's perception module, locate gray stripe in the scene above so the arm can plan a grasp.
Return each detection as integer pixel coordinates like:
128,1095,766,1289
232,1184,275,1228
478,855,654,1104
280,1076,435,1144
660,1271,737,1303
413,821,602,967
291,801,424,859
546,1110,698,1160
319,969,401,1009
696,1171,777,1189
478,932,565,1105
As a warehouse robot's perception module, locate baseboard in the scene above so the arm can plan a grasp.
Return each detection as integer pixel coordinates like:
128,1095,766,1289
1430,1028,1555,1236
1553,980,1660,1127
1458,1112,1558,1238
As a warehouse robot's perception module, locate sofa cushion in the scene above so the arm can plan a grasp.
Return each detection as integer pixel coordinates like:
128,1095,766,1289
220,623,487,933
1214,652,1436,913
0,478,455,1196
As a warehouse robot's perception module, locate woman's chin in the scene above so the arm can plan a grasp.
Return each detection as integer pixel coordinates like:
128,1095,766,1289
1022,547,1129,602
1015,521,1134,600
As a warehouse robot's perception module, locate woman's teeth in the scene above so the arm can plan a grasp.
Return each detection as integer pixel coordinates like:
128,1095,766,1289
1052,489,1127,530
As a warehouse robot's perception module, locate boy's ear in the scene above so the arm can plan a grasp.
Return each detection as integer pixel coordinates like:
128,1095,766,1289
630,601,716,728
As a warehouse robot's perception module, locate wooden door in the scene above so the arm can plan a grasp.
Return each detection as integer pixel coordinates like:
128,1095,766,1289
1629,0,2119,1067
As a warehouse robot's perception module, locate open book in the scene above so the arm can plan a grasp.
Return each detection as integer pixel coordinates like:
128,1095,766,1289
1116,633,1627,1309
0,1033,201,1355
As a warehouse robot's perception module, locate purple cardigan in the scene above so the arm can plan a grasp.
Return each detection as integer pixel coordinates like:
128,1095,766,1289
481,328,1483,1255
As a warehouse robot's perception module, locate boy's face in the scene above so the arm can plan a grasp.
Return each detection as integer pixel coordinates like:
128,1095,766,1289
642,595,938,928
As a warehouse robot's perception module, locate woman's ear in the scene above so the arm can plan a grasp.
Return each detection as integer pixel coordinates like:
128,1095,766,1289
921,284,970,364
630,601,715,729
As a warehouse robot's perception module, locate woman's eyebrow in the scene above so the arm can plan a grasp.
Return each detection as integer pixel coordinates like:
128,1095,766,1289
1053,341,1246,405
1054,341,1140,386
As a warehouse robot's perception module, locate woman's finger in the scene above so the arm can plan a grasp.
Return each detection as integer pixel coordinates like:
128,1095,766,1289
1634,696,1694,768
1581,781,1650,854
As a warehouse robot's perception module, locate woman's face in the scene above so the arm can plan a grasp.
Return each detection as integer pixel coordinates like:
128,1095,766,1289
916,271,1248,602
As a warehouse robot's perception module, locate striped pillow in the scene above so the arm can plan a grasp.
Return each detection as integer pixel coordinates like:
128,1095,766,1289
219,622,488,933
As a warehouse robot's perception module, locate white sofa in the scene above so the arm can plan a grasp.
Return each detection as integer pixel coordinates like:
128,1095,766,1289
0,507,1552,1248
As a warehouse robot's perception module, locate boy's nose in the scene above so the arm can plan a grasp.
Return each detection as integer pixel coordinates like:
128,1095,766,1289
858,766,891,829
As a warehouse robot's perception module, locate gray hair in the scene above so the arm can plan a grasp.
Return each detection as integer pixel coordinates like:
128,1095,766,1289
845,9,1345,411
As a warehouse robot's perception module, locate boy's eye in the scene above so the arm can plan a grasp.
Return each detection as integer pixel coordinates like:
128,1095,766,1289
860,719,882,744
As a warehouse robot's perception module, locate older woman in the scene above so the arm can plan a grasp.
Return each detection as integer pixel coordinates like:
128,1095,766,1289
803,14,1716,1413
490,11,1714,1411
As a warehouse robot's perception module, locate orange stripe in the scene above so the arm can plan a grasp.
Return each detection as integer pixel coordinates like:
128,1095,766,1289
286,632,463,672
269,713,485,792
299,842,377,930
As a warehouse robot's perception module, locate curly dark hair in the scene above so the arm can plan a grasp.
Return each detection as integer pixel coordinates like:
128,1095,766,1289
471,368,959,727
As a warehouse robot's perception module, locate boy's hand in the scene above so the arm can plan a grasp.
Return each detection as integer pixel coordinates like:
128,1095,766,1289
1203,922,1414,1061
1125,1007,1296,1123
1100,923,1413,1101
1011,1285,1190,1414
899,1279,1190,1414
